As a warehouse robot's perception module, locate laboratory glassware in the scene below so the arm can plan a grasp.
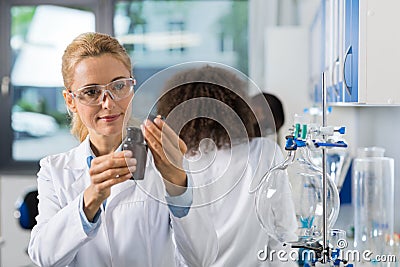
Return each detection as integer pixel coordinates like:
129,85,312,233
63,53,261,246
310,149,351,193
255,144,340,243
353,154,394,266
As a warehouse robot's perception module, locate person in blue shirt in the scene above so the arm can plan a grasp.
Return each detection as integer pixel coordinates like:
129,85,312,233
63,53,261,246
28,32,217,267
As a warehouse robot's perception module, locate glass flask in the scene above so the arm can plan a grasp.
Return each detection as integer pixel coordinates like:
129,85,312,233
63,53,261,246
256,145,340,243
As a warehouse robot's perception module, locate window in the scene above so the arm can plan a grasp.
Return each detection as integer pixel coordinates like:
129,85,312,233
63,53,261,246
0,2,99,173
114,0,248,118
0,0,248,173
10,6,96,161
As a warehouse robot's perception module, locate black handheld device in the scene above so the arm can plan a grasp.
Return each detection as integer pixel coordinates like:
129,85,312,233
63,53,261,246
122,127,148,180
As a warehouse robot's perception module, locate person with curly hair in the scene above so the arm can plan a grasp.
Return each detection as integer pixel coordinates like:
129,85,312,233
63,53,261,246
156,64,298,266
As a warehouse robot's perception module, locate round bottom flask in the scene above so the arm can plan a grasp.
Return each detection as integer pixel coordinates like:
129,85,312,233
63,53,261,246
256,146,340,243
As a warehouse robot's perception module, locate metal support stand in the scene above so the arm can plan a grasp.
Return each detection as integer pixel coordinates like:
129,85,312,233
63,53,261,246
321,72,329,264
258,71,350,266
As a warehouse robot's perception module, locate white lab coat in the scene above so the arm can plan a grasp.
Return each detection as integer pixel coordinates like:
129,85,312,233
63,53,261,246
186,137,298,267
28,137,217,267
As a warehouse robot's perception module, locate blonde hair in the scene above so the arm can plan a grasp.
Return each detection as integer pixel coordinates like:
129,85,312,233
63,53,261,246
62,32,132,142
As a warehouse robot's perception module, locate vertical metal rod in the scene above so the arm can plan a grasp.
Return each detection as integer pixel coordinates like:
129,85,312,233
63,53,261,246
322,72,328,263
1,76,10,97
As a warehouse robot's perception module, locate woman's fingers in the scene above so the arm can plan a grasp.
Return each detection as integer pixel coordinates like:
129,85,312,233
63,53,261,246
94,172,133,191
143,118,186,165
153,117,187,154
144,128,180,169
144,118,187,154
89,151,136,184
90,151,132,171
142,117,188,188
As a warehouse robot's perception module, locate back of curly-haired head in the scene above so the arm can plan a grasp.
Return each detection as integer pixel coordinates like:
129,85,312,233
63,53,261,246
157,65,257,153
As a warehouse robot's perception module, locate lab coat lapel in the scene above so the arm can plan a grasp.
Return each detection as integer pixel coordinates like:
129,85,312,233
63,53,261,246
70,169,89,197
66,138,91,196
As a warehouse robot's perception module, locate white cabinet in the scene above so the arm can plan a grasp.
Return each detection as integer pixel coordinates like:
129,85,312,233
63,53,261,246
311,0,400,105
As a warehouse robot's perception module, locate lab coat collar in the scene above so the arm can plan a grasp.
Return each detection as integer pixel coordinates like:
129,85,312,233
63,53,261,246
65,136,92,171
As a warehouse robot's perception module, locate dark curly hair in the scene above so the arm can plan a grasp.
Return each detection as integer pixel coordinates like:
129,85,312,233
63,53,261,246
156,65,257,153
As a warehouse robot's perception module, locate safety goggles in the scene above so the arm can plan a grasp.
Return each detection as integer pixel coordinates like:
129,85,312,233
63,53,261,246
69,78,136,106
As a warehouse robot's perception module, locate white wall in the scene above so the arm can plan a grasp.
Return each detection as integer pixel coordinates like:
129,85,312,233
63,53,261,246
248,0,320,90
0,175,37,267
264,26,311,143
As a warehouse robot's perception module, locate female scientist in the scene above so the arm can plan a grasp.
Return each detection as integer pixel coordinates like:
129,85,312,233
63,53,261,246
28,32,217,267
156,64,298,266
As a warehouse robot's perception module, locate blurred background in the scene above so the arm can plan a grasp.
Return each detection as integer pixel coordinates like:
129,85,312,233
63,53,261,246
1,0,399,266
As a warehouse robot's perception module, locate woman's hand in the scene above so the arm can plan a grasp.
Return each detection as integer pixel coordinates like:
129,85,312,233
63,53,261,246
142,117,188,196
83,151,136,221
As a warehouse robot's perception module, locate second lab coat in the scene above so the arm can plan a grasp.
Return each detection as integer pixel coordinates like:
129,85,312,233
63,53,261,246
186,137,298,267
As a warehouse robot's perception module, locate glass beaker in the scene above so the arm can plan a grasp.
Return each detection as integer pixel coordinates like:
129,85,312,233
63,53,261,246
352,156,394,265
